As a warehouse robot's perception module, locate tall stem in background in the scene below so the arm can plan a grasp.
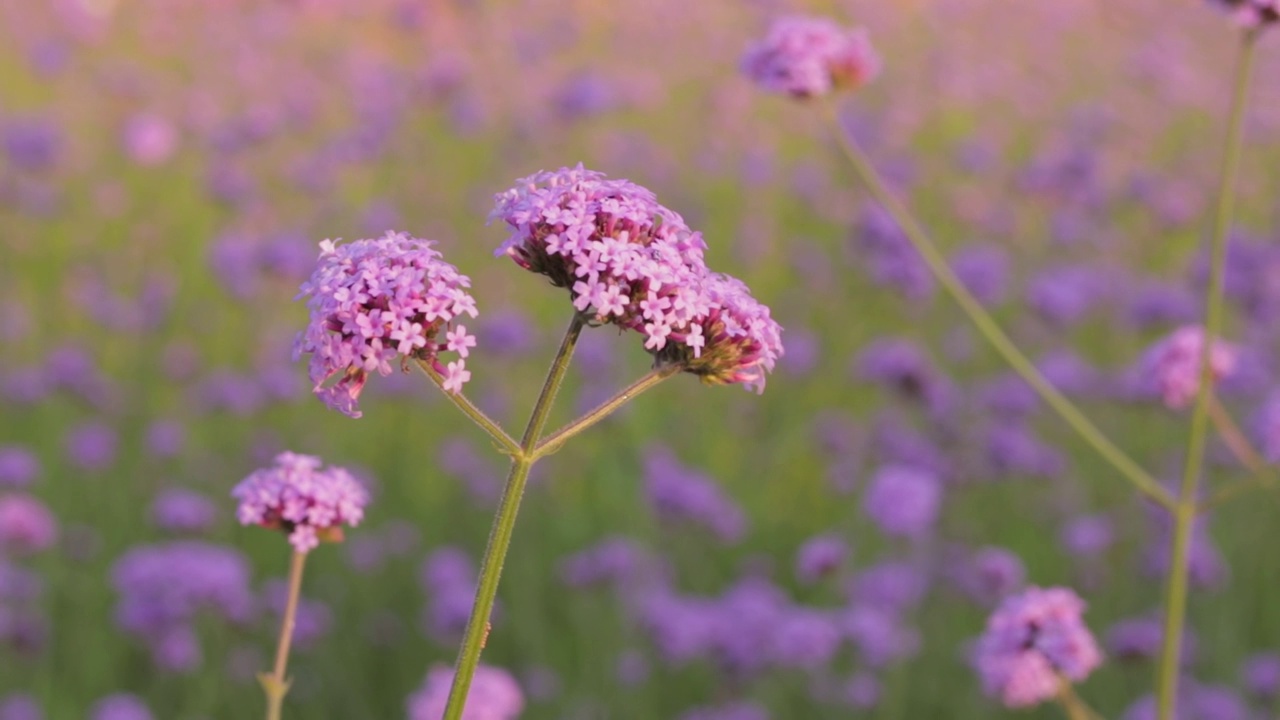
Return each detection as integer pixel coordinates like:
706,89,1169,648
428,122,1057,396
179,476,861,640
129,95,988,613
825,107,1174,509
1156,30,1258,720
261,550,308,720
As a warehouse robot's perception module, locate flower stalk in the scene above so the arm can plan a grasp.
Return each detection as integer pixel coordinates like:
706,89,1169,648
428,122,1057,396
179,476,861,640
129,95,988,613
1156,29,1259,720
261,550,308,720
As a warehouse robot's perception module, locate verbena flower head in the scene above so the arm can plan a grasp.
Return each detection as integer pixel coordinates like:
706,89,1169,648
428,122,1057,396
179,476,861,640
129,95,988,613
231,452,369,553
973,586,1103,708
406,663,525,720
0,495,58,555
89,694,153,720
1208,0,1279,27
1138,325,1237,410
294,230,478,418
491,166,783,392
741,16,881,98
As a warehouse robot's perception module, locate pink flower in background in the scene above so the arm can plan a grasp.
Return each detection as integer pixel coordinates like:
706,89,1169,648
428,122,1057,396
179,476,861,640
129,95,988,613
231,452,369,553
0,494,58,555
293,231,479,417
406,664,525,720
1139,325,1237,410
492,166,783,392
973,586,1102,708
121,113,179,166
741,16,881,99
1208,0,1280,27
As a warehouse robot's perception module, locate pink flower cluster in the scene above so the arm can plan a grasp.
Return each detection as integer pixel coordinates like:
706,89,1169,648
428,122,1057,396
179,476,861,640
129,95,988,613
406,664,525,720
1139,325,1237,410
491,165,783,392
231,452,369,554
972,586,1103,708
294,230,478,418
741,16,881,99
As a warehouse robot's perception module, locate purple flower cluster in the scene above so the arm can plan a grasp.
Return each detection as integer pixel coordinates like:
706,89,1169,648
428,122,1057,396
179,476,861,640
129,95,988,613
0,495,58,556
740,16,881,99
420,546,483,643
294,230,479,417
231,452,369,553
972,586,1103,708
406,664,525,720
491,165,783,393
644,446,747,543
862,465,941,539
111,541,254,673
1207,0,1280,26
1137,325,1237,410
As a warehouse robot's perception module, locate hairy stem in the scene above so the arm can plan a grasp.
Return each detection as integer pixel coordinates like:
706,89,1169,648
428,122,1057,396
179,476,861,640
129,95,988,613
442,314,585,719
825,106,1173,509
415,359,521,456
1156,30,1258,720
261,550,307,720
532,364,681,461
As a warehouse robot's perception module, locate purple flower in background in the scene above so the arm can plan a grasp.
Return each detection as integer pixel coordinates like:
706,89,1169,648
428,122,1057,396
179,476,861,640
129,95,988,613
795,534,847,584
420,546,481,642
644,446,747,542
1061,514,1114,557
151,489,216,534
972,586,1102,708
2,117,61,172
0,495,58,555
862,465,941,539
1126,281,1198,330
491,165,783,392
0,448,39,489
121,113,179,166
144,420,185,459
0,694,40,720
1251,389,1280,462
475,308,536,358
741,16,880,98
950,245,1009,307
678,701,769,720
616,648,651,686
65,422,117,472
856,337,949,407
957,547,1026,606
847,561,929,613
1137,326,1237,410
853,204,935,302
559,536,656,588
1037,351,1100,397
1242,652,1280,698
842,603,921,667
772,608,842,669
88,694,153,720
111,541,253,673
293,231,479,418
1026,265,1108,326
232,451,369,553
985,422,1066,479
1142,507,1227,589
406,664,524,720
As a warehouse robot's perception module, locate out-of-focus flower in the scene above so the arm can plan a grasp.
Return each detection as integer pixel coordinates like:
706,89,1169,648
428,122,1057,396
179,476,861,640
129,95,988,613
950,245,1009,307
846,561,929,613
0,693,41,720
644,445,746,543
956,547,1025,606
559,536,657,588
293,231,478,418
111,541,253,673
972,586,1102,708
65,422,118,472
232,451,369,554
1242,652,1280,698
852,204,934,302
795,533,848,584
678,701,769,720
0,495,58,555
88,694,153,720
862,465,941,539
1207,0,1279,27
151,489,216,534
493,166,783,392
121,113,179,166
406,664,525,720
741,16,880,98
1137,326,1237,410
1060,515,1114,557
1251,389,1280,462
2,117,61,172
0,448,39,489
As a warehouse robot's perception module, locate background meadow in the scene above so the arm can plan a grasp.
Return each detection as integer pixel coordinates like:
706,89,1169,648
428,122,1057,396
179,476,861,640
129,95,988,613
3,0,1280,717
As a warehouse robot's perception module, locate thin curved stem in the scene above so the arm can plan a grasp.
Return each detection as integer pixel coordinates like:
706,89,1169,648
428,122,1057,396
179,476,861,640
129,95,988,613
1156,30,1258,720
824,105,1174,509
415,359,521,456
532,364,681,461
261,550,307,720
1208,394,1265,474
442,314,585,720
1056,678,1101,720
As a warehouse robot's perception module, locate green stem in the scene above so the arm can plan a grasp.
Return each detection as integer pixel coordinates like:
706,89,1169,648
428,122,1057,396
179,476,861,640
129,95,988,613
415,359,521,456
824,105,1174,509
532,364,681,461
1156,30,1258,720
261,550,307,720
442,314,586,720
1056,678,1100,720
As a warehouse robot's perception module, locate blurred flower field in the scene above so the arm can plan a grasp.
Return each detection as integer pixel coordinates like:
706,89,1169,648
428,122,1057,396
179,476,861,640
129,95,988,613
2,0,1280,718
